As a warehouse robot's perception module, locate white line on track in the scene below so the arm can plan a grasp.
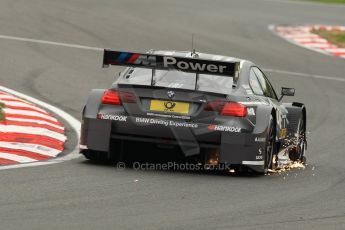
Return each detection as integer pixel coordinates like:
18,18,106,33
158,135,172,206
0,33,344,84
0,34,103,51
0,33,345,82
0,86,81,170
262,68,345,83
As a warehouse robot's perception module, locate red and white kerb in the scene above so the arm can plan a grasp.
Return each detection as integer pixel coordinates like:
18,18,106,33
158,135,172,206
0,91,66,165
273,25,345,58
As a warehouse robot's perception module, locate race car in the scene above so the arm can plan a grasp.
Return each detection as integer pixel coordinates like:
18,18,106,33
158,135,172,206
79,49,307,174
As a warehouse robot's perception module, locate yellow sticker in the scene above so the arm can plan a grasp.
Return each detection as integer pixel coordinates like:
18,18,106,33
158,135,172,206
280,128,287,139
150,100,189,115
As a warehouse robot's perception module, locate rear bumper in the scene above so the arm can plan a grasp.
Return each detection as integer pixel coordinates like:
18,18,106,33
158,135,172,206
80,115,268,167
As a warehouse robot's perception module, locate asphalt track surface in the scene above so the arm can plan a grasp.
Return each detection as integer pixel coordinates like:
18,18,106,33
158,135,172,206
1,0,345,229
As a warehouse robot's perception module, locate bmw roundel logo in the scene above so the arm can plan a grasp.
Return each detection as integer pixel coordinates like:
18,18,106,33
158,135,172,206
167,90,175,99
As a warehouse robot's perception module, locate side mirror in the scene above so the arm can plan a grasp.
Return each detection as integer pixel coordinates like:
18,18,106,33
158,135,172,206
279,87,295,101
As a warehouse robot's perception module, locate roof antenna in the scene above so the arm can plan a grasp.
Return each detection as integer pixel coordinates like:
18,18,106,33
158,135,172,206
191,34,198,58
191,34,199,90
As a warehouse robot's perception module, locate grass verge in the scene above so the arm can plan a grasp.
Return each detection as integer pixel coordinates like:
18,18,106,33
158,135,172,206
312,29,345,48
0,103,5,121
300,0,345,3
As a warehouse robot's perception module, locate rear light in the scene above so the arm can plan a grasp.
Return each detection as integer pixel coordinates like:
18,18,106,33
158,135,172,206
205,101,247,117
221,102,247,117
102,90,121,105
101,90,136,105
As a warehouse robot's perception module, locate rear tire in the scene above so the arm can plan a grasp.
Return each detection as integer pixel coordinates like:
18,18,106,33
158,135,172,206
82,139,124,163
82,149,108,162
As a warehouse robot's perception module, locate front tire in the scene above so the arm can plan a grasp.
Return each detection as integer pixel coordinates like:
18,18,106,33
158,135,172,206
289,116,307,162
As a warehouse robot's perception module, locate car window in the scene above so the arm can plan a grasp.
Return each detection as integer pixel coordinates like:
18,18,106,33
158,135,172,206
253,67,277,99
117,68,234,94
249,69,264,95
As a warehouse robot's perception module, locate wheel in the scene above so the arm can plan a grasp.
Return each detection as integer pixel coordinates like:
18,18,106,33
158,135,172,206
82,139,124,163
263,115,276,174
82,149,108,162
289,116,307,162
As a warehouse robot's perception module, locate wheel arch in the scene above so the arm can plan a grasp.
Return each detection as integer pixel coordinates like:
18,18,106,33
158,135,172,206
283,102,306,136
83,89,106,119
253,104,276,135
270,107,279,145
80,89,112,153
271,107,277,128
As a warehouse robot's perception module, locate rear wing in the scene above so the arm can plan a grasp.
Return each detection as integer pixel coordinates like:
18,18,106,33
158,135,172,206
103,50,240,88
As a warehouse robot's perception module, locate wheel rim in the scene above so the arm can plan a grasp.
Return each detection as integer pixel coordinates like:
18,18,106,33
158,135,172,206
296,118,306,160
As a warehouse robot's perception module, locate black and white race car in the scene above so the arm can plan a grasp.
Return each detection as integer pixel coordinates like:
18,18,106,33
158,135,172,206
80,50,307,174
